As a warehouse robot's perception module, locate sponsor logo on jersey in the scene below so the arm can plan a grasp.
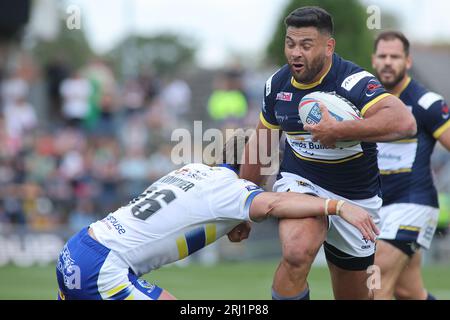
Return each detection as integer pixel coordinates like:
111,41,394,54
361,237,371,249
275,110,289,124
442,102,449,119
295,180,316,192
418,91,444,110
365,79,383,97
245,184,262,192
137,279,155,290
276,92,293,101
103,214,126,234
341,71,374,91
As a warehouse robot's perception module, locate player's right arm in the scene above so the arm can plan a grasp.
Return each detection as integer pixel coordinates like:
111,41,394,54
239,119,281,186
249,192,379,242
240,71,282,185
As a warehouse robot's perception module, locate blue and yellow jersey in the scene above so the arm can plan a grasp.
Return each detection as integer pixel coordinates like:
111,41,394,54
378,77,450,208
261,53,390,199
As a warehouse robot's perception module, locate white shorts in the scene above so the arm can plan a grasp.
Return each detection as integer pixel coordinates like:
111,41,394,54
379,203,439,249
273,172,382,258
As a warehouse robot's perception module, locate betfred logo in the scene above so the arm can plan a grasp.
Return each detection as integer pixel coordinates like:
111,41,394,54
442,102,449,119
276,92,293,101
365,79,383,97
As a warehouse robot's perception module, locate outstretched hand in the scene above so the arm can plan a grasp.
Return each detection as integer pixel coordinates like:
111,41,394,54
338,202,380,242
227,221,252,242
303,104,339,148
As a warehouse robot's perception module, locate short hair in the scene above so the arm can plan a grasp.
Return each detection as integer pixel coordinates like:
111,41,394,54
374,31,410,56
284,6,334,36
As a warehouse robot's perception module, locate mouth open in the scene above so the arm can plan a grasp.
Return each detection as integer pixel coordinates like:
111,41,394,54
292,63,304,72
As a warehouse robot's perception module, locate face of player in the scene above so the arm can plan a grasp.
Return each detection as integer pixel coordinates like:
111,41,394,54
284,26,334,83
372,39,412,90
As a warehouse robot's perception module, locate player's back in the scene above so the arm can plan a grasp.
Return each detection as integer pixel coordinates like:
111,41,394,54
90,163,253,276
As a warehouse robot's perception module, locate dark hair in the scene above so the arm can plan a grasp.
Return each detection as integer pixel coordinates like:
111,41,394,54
374,31,410,56
285,6,334,36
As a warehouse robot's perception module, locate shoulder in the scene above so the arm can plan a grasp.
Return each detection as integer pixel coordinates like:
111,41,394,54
264,65,290,97
408,79,445,110
333,54,376,92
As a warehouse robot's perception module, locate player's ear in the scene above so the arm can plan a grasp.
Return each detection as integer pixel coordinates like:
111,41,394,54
405,54,412,71
326,37,335,56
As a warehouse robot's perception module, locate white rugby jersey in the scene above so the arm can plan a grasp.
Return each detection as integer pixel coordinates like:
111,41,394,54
90,163,263,276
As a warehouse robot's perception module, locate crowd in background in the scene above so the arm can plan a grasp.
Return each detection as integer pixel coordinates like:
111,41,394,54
0,51,264,234
0,50,449,237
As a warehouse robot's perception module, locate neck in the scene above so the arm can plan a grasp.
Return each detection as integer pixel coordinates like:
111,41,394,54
389,74,410,96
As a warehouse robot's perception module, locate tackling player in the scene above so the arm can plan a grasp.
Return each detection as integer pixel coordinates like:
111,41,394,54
56,134,378,300
372,31,450,300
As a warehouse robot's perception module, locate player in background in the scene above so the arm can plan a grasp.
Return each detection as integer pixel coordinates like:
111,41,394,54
56,134,378,300
372,31,450,300
240,6,416,300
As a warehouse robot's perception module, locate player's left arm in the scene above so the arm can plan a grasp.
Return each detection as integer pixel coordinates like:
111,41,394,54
249,192,379,242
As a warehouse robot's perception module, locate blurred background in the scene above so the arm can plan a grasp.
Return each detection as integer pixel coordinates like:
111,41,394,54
0,0,449,299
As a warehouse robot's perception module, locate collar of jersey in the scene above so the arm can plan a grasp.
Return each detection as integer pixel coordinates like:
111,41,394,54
216,163,239,174
291,60,333,90
394,76,411,97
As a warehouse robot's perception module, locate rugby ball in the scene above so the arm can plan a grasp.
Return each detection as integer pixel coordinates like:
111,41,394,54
298,91,362,148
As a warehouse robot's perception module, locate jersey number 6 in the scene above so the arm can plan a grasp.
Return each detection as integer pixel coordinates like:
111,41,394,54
131,187,176,220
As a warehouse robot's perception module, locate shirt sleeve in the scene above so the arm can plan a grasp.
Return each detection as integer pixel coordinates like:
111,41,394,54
416,93,450,139
260,72,281,130
339,70,391,117
208,177,264,221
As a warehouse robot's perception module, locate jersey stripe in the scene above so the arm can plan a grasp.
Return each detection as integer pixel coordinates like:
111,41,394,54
244,190,264,214
394,77,411,97
292,150,364,164
176,236,189,259
380,168,412,175
290,61,332,90
389,138,418,144
205,224,216,245
433,119,450,139
361,93,391,116
185,227,206,255
259,112,280,129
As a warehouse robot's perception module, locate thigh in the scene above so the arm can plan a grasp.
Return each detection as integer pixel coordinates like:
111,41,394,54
395,251,427,300
327,261,374,300
373,239,410,299
274,172,328,254
279,216,327,253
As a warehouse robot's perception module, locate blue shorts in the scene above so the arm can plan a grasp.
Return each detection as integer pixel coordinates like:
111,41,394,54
56,227,163,300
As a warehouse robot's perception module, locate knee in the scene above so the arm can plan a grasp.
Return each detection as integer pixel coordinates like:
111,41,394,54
394,286,421,300
282,243,318,269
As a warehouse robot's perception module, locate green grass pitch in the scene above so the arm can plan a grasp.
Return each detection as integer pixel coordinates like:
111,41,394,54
1,260,450,299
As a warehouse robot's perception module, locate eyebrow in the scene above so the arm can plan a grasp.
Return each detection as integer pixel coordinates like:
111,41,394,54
286,36,314,43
